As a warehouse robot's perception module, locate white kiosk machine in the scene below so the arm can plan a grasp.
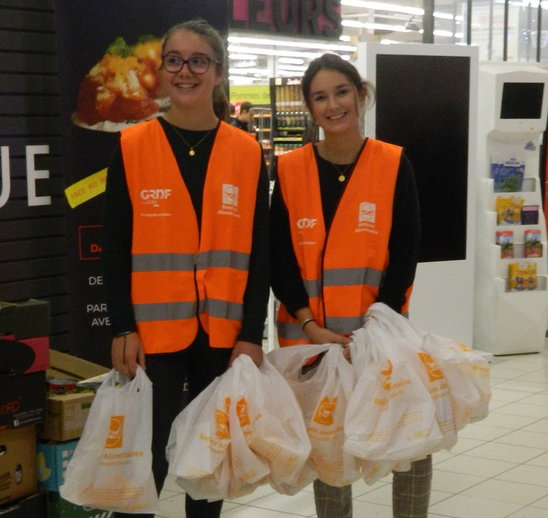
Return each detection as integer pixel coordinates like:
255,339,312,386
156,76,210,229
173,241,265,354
475,63,548,355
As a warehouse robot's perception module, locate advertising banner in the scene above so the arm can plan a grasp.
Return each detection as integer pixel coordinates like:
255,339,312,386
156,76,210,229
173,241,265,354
54,1,228,365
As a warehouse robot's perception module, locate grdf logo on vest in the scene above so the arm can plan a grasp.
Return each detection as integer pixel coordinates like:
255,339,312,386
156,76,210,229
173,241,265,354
140,188,172,207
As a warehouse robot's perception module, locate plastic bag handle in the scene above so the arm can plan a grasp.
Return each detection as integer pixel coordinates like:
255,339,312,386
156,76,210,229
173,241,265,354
268,343,336,380
99,365,151,393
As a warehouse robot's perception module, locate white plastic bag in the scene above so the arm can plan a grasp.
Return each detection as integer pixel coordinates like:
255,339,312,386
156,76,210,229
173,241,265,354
268,343,362,487
365,303,491,429
166,376,231,501
352,305,458,451
167,355,312,500
345,319,444,462
422,333,491,428
60,366,158,514
252,358,315,494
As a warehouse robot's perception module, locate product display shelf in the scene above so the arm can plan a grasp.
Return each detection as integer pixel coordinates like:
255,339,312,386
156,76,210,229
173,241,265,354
269,77,315,158
474,165,548,355
249,106,273,170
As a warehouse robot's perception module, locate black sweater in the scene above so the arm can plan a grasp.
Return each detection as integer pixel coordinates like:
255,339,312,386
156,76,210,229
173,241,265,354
270,142,420,317
102,118,270,346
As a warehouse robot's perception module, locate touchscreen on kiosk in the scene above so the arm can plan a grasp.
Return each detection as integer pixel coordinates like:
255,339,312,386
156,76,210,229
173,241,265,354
500,82,544,120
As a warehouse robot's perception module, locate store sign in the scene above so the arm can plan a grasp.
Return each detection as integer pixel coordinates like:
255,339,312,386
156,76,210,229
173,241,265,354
229,0,342,38
229,85,271,105
0,145,52,208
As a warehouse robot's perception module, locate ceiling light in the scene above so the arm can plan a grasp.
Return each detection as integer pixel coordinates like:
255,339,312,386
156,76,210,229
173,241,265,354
433,29,455,38
228,35,355,53
228,67,270,76
341,0,423,17
228,44,322,59
433,12,463,21
278,57,305,65
229,53,259,60
231,60,258,67
277,64,308,72
342,19,410,33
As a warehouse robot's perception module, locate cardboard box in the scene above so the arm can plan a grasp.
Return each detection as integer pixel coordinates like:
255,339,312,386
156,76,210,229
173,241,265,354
0,491,48,517
0,372,46,430
0,425,37,507
40,392,94,442
0,336,50,375
47,350,109,382
48,492,112,518
36,440,78,492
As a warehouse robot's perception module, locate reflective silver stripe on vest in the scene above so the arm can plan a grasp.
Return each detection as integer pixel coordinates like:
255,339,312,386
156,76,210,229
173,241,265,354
132,251,250,272
277,315,363,340
133,301,197,322
196,250,250,270
277,320,308,341
199,298,243,321
303,279,321,298
303,267,383,299
325,315,363,335
132,253,195,272
324,267,383,287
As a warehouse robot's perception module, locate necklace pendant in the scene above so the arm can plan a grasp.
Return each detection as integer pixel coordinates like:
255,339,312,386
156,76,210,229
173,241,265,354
188,149,196,157
338,174,346,182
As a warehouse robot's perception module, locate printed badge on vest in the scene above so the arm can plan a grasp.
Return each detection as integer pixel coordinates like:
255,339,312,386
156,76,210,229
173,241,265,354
356,201,378,234
218,184,241,218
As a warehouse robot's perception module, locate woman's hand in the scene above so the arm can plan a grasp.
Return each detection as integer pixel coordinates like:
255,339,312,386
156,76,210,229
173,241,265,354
229,340,263,367
111,332,145,378
304,320,351,346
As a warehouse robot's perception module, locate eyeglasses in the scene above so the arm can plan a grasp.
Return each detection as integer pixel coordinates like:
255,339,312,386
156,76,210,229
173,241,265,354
161,54,219,74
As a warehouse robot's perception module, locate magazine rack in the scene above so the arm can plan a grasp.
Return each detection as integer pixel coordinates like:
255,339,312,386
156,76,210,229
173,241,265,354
474,63,548,355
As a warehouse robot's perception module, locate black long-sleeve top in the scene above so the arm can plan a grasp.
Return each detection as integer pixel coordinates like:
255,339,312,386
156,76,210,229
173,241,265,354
102,118,270,346
270,141,420,317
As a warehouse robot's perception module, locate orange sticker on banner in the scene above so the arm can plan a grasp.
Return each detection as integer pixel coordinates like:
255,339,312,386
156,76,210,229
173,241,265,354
65,168,107,209
312,396,338,426
105,415,124,449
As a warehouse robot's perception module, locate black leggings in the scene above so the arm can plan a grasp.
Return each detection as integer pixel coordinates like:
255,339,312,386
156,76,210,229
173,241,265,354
113,328,231,518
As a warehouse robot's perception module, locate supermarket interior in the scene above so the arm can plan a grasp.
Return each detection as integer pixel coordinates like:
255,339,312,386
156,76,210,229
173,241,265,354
1,1,548,517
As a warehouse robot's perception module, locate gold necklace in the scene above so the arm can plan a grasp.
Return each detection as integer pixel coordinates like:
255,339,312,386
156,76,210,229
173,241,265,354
170,124,214,157
331,162,353,182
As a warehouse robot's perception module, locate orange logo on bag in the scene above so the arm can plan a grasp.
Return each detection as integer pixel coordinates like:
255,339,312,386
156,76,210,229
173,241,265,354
312,396,338,426
380,359,393,390
458,343,472,352
236,398,250,427
417,352,444,382
215,397,230,439
105,415,124,449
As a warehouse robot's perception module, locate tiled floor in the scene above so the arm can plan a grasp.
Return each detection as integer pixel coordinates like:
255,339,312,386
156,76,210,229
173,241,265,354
157,341,548,518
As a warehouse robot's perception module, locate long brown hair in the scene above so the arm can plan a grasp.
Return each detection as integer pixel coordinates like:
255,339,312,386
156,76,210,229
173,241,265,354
161,19,230,122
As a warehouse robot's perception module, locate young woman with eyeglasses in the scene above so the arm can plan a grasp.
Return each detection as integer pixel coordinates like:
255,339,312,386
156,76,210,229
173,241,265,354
270,53,429,517
102,19,270,518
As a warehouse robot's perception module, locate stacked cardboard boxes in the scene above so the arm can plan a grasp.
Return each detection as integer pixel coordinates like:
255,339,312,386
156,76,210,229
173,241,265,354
0,300,50,516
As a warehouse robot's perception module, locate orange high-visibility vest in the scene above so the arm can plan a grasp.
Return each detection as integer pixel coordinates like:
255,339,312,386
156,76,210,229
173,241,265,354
120,119,262,354
276,139,406,346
